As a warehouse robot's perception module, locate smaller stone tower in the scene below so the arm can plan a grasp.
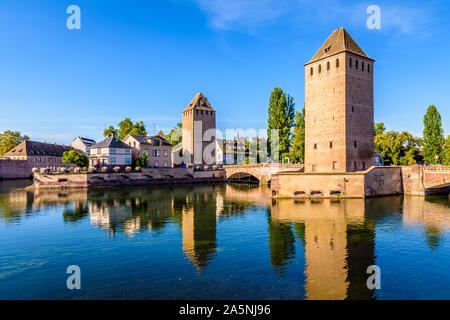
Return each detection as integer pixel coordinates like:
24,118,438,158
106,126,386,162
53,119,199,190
182,93,216,165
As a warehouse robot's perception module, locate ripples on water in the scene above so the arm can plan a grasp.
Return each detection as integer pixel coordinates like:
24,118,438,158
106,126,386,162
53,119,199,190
0,180,449,300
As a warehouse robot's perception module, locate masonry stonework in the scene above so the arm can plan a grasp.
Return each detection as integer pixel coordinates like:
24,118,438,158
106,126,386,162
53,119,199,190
304,28,374,173
182,93,216,165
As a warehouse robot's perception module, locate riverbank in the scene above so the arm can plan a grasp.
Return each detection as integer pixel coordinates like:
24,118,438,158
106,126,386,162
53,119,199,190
31,167,225,189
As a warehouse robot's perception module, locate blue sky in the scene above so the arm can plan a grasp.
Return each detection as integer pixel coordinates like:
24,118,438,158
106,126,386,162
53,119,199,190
0,0,449,144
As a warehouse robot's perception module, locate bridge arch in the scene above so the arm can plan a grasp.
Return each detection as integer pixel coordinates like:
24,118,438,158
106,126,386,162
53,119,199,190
227,172,260,184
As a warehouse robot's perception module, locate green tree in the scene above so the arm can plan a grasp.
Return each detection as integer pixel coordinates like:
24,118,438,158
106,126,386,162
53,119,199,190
0,130,30,155
443,136,450,165
290,107,305,163
135,152,149,168
118,118,147,140
62,150,89,167
374,123,386,136
375,129,420,166
166,123,182,146
267,88,295,160
103,125,119,138
104,118,147,140
423,105,444,164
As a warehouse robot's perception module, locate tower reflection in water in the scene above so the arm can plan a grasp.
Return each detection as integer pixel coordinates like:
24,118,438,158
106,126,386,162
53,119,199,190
2,183,449,299
87,186,221,270
270,198,377,300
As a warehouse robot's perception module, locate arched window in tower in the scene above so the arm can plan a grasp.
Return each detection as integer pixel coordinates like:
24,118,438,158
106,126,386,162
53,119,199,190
336,58,339,68
310,67,313,76
362,62,365,71
327,61,330,71
318,65,322,73
349,58,352,68
356,60,359,70
368,64,371,73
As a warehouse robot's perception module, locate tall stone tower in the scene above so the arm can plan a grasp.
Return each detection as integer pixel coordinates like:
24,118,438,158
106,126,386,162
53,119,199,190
304,27,374,172
182,92,216,165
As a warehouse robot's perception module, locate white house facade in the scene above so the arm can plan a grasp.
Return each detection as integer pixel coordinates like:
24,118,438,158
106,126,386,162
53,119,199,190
89,136,132,168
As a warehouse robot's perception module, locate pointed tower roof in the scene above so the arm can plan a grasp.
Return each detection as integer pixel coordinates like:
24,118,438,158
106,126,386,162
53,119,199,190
184,92,215,112
305,27,374,65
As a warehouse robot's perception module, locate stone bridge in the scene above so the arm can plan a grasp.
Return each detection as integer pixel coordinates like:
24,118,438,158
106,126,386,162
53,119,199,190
422,166,450,194
224,163,304,184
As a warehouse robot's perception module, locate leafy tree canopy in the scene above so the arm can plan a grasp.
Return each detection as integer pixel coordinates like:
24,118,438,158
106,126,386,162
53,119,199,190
0,130,30,156
443,136,450,166
135,152,149,168
103,126,119,138
166,123,182,147
423,105,444,164
374,124,421,166
290,107,305,164
104,118,147,140
62,150,88,168
267,87,295,160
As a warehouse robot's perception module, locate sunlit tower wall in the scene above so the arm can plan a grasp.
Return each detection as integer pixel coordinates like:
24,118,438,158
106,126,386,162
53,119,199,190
182,93,216,165
304,28,375,173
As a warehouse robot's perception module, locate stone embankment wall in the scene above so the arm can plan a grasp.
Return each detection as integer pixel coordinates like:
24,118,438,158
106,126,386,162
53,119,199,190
32,168,225,189
273,166,405,198
0,160,33,179
0,159,72,180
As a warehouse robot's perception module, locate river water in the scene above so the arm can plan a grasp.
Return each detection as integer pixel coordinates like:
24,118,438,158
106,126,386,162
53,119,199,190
0,180,449,300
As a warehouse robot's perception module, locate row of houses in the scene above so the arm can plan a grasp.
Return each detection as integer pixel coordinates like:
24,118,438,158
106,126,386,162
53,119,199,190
86,132,173,169
1,93,268,177
1,131,174,172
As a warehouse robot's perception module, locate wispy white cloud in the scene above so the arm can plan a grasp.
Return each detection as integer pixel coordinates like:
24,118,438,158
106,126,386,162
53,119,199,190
380,4,434,36
191,0,435,37
191,0,295,31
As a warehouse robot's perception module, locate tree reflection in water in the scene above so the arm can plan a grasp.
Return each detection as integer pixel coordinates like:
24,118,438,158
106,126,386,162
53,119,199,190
0,181,449,299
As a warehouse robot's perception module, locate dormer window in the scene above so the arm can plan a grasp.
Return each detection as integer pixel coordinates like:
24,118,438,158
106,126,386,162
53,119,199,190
324,46,331,53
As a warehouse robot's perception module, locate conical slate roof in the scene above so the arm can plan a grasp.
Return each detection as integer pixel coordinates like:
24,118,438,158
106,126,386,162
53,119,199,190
306,27,374,65
184,92,215,111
